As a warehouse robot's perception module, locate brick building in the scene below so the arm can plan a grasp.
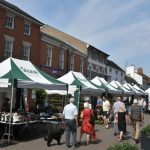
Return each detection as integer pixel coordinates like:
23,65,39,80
40,25,87,77
0,0,44,65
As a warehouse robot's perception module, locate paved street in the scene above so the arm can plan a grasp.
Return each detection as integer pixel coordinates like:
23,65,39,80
0,114,149,150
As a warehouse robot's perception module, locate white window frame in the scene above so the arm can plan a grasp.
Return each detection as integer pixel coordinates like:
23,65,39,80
4,35,15,59
22,41,31,60
59,50,64,69
24,22,31,35
80,58,84,74
6,14,14,29
46,46,52,66
70,54,74,71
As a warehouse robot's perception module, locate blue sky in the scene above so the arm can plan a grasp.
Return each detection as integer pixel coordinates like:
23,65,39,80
7,0,150,76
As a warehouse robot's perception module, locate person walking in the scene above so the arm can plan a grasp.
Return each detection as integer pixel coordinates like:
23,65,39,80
113,96,126,136
115,107,128,142
96,96,103,122
102,95,110,129
62,97,78,148
78,102,96,145
129,99,144,144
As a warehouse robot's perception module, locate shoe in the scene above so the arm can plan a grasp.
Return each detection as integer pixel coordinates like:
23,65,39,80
114,133,117,136
66,145,71,148
72,145,77,149
135,139,139,144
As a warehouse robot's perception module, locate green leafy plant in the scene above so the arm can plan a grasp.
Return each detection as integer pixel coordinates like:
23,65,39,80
35,89,47,107
107,142,138,150
142,124,150,137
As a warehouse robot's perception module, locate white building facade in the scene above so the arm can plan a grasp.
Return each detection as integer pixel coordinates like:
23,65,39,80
107,60,125,84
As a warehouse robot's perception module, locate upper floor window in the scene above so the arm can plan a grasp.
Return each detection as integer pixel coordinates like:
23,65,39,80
24,23,31,35
46,46,52,66
70,54,74,71
4,35,15,59
6,15,14,29
121,72,123,76
116,70,118,75
59,50,64,69
80,58,84,74
109,67,112,72
22,41,31,60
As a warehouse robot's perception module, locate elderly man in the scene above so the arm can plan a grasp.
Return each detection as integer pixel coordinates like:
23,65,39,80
129,99,144,144
62,97,78,148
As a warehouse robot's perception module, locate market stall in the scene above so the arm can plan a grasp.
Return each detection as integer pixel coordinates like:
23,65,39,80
0,57,67,143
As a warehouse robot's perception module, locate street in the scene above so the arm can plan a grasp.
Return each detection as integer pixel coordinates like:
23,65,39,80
0,114,149,150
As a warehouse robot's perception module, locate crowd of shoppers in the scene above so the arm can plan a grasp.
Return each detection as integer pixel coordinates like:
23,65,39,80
62,95,145,148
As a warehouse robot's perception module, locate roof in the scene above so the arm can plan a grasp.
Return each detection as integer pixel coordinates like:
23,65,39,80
0,0,44,26
88,45,109,57
40,25,88,55
107,60,125,72
137,72,150,84
125,75,140,86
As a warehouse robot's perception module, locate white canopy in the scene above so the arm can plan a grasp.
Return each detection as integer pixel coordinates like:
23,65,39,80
123,83,141,95
133,84,147,95
58,71,105,95
91,77,121,94
110,80,133,95
0,57,67,90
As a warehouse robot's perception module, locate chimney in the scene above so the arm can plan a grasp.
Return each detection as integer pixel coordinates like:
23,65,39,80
137,68,143,74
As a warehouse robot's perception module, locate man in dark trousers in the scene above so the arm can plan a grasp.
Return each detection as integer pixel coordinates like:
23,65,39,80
129,99,144,144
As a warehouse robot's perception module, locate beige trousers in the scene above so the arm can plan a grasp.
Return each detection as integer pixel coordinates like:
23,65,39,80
131,121,140,140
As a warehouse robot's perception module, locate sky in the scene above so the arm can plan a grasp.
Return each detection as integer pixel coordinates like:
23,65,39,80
6,0,150,76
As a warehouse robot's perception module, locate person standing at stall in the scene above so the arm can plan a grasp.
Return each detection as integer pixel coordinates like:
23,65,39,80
62,97,78,148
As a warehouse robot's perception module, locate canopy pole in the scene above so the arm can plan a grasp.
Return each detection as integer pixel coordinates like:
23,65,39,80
8,80,14,143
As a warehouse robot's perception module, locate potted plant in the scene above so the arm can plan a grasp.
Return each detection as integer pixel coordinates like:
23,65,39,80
141,125,150,150
35,89,47,108
107,142,138,150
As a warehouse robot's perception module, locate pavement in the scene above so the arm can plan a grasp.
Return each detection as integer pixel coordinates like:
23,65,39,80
0,114,149,150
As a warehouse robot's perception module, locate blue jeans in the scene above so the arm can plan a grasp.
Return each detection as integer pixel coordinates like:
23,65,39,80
65,119,77,146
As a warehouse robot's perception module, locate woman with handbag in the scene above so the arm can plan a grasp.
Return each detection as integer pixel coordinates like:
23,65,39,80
78,102,96,145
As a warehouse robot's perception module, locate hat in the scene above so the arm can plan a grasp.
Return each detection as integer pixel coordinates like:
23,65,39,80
133,99,138,104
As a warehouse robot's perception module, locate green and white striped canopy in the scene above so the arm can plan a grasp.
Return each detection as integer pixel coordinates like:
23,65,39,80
58,71,105,95
0,57,67,90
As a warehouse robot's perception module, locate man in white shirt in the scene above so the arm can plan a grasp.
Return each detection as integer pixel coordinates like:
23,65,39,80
62,97,78,148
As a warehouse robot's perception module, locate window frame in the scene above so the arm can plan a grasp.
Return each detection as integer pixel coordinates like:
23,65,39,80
59,50,64,70
46,46,52,67
24,22,31,36
6,14,14,29
22,41,31,61
4,35,15,59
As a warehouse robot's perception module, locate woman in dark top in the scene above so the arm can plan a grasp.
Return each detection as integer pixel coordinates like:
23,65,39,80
115,107,128,142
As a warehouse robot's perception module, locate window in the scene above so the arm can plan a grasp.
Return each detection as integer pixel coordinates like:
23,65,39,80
4,35,14,59
6,15,14,29
121,72,123,76
70,54,74,71
23,46,30,60
23,41,31,60
59,50,64,69
88,65,93,79
46,46,52,66
116,70,118,75
109,67,112,72
24,23,31,35
80,58,84,74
